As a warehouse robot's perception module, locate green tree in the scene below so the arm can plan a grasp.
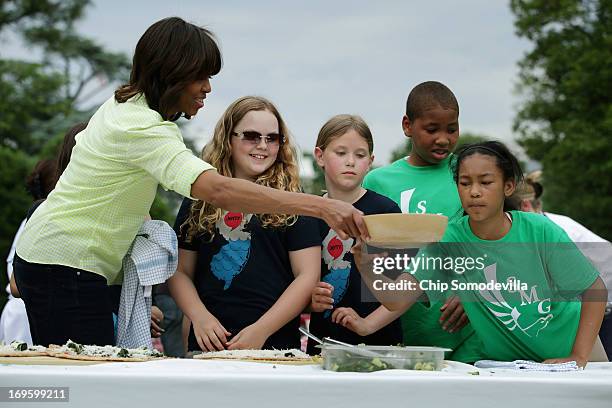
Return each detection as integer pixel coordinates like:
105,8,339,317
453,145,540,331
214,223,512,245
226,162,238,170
301,152,326,195
511,0,612,239
0,146,35,262
1,1,130,153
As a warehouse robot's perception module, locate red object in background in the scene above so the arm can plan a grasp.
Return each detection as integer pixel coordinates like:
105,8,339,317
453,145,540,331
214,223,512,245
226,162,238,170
300,313,310,352
152,337,164,353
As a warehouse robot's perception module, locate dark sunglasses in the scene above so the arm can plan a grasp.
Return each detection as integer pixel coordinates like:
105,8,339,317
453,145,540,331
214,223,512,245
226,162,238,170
231,131,285,146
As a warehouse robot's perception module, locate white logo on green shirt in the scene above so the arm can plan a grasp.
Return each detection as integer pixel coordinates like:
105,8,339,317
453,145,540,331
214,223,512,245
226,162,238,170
479,263,553,338
400,189,427,214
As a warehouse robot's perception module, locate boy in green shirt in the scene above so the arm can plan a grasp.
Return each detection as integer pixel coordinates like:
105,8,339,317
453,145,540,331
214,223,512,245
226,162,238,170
363,81,482,362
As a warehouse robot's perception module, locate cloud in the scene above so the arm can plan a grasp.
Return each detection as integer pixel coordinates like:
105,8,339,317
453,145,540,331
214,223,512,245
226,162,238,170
4,0,531,163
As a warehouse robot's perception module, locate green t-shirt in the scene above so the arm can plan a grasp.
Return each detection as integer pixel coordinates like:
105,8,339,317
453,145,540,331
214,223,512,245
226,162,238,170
363,156,462,218
413,211,600,361
363,156,482,362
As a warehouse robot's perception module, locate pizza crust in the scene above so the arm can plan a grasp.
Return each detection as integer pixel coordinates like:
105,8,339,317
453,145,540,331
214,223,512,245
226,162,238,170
197,356,320,365
193,348,315,362
0,350,48,357
47,350,153,362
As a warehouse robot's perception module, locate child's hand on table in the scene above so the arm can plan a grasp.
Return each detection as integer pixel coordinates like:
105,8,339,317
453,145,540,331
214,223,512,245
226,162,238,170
226,323,269,350
543,355,587,368
439,296,469,333
150,305,164,338
332,307,373,336
193,311,232,351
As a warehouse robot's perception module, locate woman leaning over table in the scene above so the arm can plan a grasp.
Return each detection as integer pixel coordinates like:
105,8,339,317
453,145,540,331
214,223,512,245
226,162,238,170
12,17,366,348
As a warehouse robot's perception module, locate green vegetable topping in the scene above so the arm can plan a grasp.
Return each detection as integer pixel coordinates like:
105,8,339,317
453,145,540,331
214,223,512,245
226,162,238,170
10,341,27,351
67,340,83,354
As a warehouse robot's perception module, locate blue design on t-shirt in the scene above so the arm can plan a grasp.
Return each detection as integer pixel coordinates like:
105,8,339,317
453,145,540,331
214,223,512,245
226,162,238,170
323,266,351,318
211,239,251,290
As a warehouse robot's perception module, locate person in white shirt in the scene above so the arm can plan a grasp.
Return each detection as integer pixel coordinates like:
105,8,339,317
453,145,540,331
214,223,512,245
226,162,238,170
1,159,58,345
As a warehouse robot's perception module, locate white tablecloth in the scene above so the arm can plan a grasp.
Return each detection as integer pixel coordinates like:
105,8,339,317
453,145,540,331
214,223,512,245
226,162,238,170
2,359,612,408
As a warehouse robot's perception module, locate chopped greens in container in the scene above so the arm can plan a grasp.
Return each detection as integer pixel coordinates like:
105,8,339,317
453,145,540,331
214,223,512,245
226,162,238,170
321,344,448,372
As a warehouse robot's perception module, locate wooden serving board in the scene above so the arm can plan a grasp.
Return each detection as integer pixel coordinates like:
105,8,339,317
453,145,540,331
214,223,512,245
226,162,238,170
0,356,109,366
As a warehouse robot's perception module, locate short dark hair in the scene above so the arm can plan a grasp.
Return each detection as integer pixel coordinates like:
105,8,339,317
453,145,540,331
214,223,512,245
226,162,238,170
26,159,57,200
406,81,459,121
451,140,524,185
115,17,222,120
56,122,88,182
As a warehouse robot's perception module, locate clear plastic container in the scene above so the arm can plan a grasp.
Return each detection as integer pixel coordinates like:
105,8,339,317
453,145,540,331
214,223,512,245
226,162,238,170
320,344,450,372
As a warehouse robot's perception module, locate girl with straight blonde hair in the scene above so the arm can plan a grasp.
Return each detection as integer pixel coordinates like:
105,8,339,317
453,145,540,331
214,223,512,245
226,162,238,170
307,114,404,353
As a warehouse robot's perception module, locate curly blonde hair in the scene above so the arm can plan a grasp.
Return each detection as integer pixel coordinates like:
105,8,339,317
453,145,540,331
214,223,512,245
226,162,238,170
183,96,301,241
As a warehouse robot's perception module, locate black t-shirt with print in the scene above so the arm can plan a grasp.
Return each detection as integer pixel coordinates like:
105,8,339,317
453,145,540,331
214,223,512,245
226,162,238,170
307,190,403,353
174,198,321,351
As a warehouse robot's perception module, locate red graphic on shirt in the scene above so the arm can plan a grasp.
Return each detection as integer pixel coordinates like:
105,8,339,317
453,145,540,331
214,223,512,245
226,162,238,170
327,236,344,259
224,212,243,230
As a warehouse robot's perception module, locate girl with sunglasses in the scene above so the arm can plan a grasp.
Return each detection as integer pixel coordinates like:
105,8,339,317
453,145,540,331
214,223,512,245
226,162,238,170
169,96,321,352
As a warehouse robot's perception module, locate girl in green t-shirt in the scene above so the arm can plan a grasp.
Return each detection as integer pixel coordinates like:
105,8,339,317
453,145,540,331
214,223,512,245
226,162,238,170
354,141,606,367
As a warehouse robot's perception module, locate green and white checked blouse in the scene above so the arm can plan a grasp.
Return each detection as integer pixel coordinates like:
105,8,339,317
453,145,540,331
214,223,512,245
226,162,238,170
16,94,214,284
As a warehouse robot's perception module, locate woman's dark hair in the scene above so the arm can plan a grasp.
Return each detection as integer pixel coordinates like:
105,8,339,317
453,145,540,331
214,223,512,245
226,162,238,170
56,122,88,182
451,141,524,213
26,159,57,200
114,17,222,121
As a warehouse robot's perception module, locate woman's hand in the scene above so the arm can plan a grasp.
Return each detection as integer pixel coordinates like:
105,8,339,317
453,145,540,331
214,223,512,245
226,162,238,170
150,306,164,338
332,307,373,336
323,199,368,241
192,311,232,351
192,171,369,241
226,323,269,350
311,282,334,313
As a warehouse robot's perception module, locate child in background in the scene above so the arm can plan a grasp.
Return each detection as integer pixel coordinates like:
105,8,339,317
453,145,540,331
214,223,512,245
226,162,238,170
357,141,606,367
1,159,56,346
362,81,480,362
307,114,403,353
169,96,321,352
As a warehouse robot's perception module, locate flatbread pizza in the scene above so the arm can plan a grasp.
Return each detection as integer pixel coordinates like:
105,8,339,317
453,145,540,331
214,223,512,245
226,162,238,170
48,340,165,362
193,348,318,364
0,341,48,357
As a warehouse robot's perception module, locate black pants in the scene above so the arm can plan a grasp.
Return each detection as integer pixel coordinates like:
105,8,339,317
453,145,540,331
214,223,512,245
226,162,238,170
13,255,115,347
153,293,185,357
600,311,612,360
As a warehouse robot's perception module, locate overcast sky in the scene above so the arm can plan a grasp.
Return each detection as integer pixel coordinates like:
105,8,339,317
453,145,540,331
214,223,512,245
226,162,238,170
5,0,532,166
